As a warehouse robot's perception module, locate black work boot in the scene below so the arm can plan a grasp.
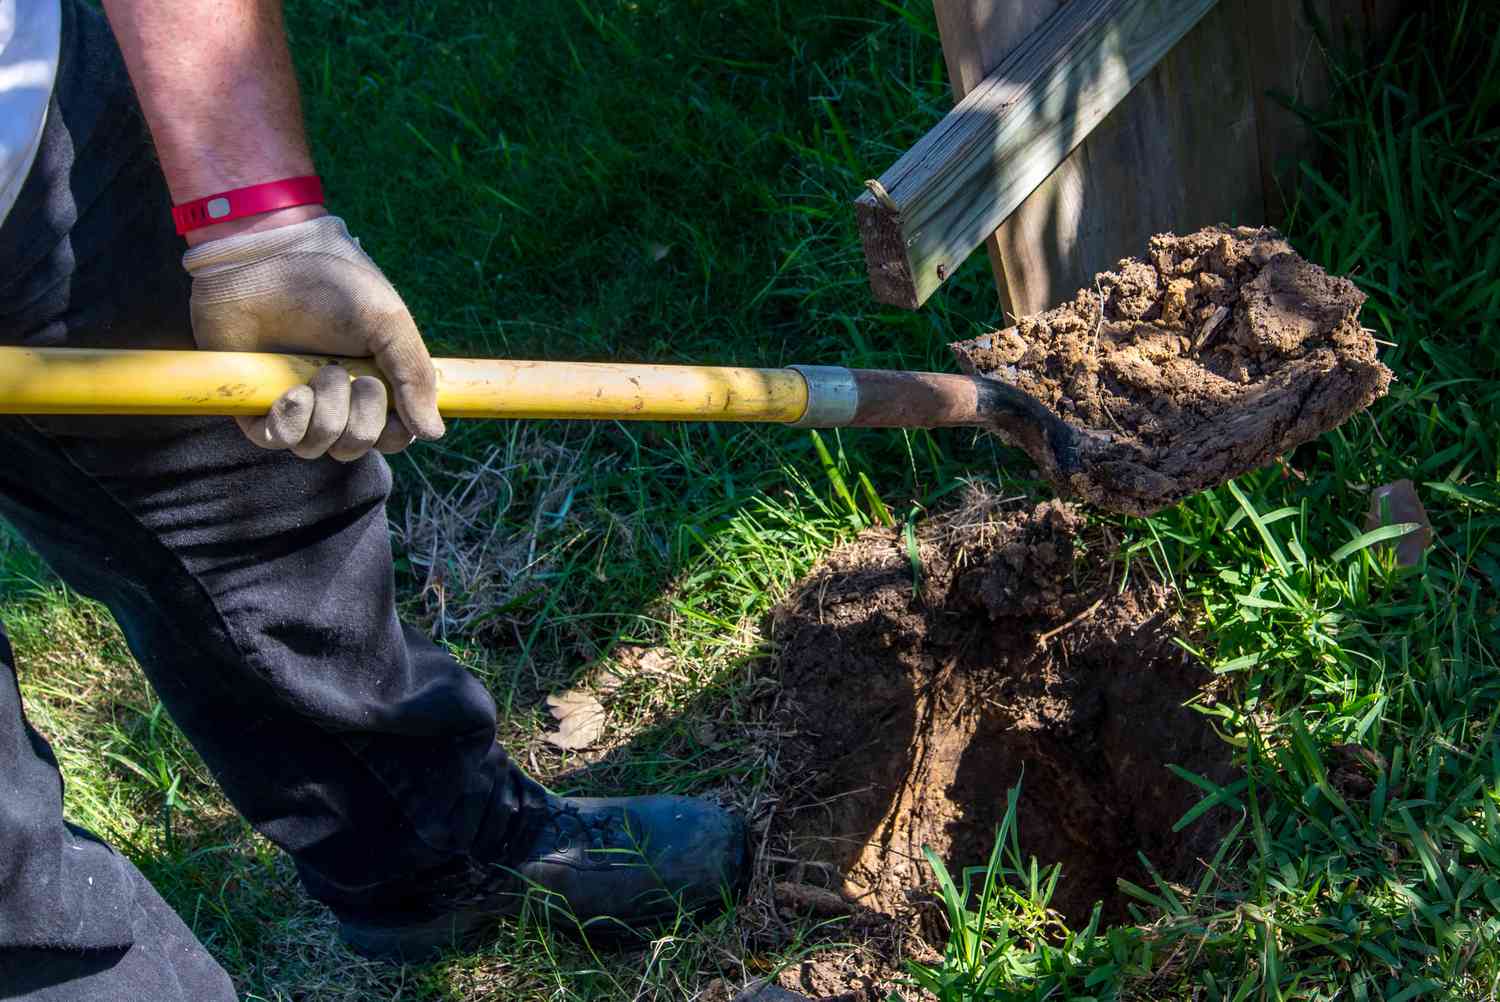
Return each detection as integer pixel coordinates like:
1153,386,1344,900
337,790,749,962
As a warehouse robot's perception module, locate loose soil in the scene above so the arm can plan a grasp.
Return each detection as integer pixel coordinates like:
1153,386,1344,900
764,498,1235,956
952,226,1392,515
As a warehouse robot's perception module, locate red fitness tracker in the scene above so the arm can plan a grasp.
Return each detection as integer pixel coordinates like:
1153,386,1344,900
171,176,324,236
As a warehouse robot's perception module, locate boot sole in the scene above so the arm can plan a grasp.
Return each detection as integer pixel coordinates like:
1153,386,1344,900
340,905,508,963
339,893,695,963
343,816,751,963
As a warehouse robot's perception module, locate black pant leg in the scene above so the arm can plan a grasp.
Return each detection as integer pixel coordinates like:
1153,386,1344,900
0,628,136,953
0,415,531,910
0,0,534,922
0,0,193,350
0,628,235,1001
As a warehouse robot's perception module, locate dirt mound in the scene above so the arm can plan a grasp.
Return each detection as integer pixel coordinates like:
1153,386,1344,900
766,499,1234,939
952,226,1392,515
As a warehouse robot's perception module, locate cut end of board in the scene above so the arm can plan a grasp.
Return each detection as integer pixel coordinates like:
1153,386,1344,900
854,193,922,310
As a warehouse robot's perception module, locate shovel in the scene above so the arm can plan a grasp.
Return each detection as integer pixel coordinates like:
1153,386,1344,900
0,344,1087,476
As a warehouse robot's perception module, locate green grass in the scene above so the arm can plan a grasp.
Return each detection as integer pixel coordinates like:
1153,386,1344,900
6,0,1499,999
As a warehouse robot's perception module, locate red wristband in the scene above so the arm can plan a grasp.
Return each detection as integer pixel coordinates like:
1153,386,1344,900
171,176,324,236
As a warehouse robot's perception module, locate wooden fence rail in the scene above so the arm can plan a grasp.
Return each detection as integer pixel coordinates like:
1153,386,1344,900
856,0,1405,318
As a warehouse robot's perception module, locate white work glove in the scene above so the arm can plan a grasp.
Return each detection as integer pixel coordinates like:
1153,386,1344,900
182,215,445,461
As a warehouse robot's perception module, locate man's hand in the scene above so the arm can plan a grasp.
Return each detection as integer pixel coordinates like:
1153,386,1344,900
101,0,443,460
183,216,445,460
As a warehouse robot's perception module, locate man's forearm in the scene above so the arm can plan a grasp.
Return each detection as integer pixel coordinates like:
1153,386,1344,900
102,0,324,244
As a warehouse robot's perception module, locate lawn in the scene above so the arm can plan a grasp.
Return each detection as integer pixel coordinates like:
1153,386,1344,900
6,0,1499,999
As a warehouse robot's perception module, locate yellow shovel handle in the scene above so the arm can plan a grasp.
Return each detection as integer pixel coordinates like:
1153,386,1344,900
0,346,810,423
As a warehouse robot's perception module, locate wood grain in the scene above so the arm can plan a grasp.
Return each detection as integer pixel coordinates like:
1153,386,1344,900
930,0,1065,309
931,0,1064,98
993,0,1264,315
1249,0,1409,225
855,0,1219,310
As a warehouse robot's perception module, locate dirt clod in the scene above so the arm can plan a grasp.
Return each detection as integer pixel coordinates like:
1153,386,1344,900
952,226,1392,515
774,881,857,918
767,498,1234,942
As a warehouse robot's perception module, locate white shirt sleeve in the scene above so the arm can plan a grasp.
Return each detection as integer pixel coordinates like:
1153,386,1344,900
0,0,62,229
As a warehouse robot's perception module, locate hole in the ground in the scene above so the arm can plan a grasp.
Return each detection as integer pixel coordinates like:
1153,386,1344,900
767,498,1236,934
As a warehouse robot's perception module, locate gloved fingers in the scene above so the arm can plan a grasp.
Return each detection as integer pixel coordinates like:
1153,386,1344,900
328,376,391,463
290,365,353,460
370,313,445,442
375,412,417,455
234,384,315,450
184,214,447,450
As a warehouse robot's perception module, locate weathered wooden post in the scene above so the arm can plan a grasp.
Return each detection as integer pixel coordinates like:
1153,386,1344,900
855,0,1405,319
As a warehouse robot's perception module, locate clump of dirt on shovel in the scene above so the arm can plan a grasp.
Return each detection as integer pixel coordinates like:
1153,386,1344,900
952,226,1392,515
765,496,1235,950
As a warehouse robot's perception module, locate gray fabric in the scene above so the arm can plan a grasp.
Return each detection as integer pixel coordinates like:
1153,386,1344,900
0,0,60,229
0,843,235,1001
0,646,135,953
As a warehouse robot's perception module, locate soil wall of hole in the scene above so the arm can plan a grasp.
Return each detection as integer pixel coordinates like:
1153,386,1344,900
766,500,1236,936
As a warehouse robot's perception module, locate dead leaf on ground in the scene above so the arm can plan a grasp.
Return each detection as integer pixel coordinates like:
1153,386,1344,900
1330,743,1388,774
695,980,735,1002
1329,743,1389,800
614,644,678,677
638,648,676,674
544,689,606,751
1365,478,1433,567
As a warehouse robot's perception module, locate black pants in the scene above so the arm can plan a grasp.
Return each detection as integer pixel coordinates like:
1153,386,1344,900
0,2,531,997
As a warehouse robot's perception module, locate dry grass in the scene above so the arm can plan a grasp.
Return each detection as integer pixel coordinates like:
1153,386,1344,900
393,426,615,643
